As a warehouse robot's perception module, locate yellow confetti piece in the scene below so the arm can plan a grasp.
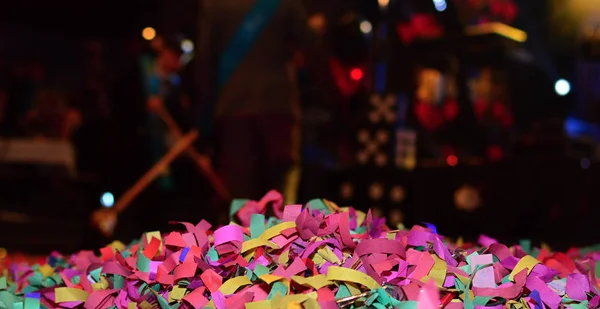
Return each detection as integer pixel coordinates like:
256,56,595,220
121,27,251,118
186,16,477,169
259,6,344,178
428,255,447,287
92,276,109,290
139,301,153,309
276,292,318,309
145,231,162,246
355,211,366,227
169,286,187,302
242,238,280,253
302,297,320,309
346,282,362,296
455,274,470,287
219,276,252,295
260,222,296,241
109,240,126,252
278,249,290,265
55,287,90,303
323,199,340,213
326,266,380,290
312,253,326,267
507,300,524,309
245,300,272,309
259,274,284,285
39,264,54,278
286,301,302,309
244,249,256,262
128,302,136,309
291,275,333,289
509,255,540,281
317,247,341,265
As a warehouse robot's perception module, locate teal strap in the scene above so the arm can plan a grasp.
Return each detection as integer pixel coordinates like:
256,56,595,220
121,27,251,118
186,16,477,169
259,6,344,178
217,0,281,90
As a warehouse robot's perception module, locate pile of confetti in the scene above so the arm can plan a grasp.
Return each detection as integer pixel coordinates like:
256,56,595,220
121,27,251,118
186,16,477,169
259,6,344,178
1,190,600,309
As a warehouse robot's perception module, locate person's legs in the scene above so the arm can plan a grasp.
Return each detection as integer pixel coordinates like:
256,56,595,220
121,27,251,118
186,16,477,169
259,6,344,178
216,116,262,201
258,114,301,204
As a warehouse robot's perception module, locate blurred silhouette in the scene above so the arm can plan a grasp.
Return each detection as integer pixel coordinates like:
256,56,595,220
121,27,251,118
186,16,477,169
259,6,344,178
195,0,316,207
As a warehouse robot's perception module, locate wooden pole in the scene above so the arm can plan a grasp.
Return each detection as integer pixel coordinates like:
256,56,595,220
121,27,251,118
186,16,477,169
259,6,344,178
155,107,231,201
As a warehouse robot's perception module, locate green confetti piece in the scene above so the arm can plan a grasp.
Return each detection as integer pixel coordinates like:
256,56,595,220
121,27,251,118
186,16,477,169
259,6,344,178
113,275,125,289
156,293,170,309
245,269,254,280
307,199,330,214
254,265,269,277
568,301,588,309
501,274,511,284
520,239,531,254
250,214,266,239
27,273,43,287
13,302,22,309
19,286,37,295
0,291,21,309
90,267,103,282
372,303,386,309
466,252,479,266
24,295,40,309
50,274,63,286
0,278,6,290
335,284,352,299
267,282,287,300
454,277,466,292
474,296,493,306
138,283,149,296
396,301,417,309
136,252,151,272
464,288,474,309
459,265,471,275
229,199,249,221
207,247,219,262
595,262,600,278
72,276,80,285
374,288,391,306
365,292,378,305
266,217,279,228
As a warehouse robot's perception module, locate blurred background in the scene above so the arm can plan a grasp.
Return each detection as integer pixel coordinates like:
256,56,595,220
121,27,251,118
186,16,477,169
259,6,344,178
0,0,599,258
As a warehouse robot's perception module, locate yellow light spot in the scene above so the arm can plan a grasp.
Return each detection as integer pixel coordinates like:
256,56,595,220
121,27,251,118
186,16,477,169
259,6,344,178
0,248,6,259
378,0,389,8
142,27,156,41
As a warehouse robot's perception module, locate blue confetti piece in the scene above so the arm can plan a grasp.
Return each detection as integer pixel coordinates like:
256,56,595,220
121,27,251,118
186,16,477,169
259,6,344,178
530,290,543,309
422,222,437,234
179,247,190,263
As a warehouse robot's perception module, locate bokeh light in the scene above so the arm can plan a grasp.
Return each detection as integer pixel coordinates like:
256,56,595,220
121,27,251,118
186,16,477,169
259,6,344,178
555,79,571,96
142,27,156,41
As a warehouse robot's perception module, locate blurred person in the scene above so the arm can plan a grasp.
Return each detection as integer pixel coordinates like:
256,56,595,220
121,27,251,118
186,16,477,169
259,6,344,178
194,0,317,205
23,89,81,140
140,37,188,192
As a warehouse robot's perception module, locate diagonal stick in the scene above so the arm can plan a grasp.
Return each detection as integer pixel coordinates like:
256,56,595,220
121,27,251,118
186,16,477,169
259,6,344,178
155,107,230,201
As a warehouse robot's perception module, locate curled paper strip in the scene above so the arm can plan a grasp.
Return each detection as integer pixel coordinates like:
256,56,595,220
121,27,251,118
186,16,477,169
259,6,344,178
0,191,599,309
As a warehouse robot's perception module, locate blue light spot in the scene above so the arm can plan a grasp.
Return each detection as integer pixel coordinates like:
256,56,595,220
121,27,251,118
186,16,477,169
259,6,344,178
101,192,114,208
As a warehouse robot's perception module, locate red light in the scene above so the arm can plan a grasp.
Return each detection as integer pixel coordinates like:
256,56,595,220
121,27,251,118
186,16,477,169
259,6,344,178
447,155,458,166
350,68,363,81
